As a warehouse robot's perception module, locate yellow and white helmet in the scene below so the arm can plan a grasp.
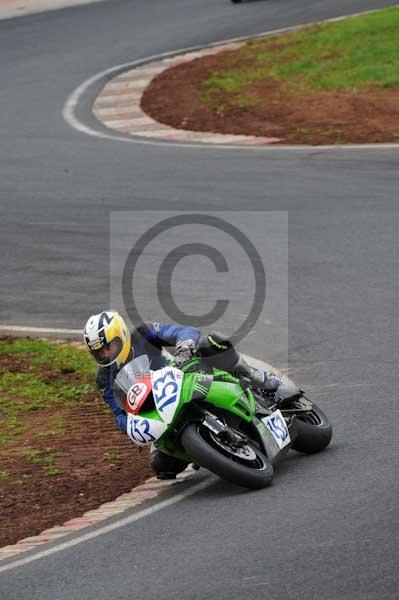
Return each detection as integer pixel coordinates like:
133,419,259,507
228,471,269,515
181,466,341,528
83,311,131,367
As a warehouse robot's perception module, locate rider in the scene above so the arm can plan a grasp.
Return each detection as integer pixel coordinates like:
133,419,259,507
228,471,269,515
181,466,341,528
83,310,279,479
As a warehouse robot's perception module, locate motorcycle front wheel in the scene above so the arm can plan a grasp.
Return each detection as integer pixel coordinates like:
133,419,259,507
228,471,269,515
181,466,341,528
290,401,332,454
181,423,273,489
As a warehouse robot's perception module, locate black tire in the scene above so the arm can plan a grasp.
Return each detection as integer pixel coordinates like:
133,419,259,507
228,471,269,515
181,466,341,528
291,402,332,454
181,423,273,489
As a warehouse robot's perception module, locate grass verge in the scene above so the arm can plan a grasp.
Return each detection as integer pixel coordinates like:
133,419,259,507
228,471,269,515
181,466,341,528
203,7,399,106
0,337,94,448
0,336,153,547
141,6,399,144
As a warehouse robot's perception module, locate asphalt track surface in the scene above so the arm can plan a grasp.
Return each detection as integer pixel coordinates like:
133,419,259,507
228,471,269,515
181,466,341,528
1,0,399,598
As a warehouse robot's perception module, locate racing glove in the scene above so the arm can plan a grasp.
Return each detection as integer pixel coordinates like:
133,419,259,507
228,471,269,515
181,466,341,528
173,339,197,368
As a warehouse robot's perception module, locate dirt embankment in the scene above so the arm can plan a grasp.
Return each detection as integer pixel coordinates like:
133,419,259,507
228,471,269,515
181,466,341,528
0,338,152,547
141,47,399,145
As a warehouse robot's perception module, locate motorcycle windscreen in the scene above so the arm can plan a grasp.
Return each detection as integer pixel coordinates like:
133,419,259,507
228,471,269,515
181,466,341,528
115,355,151,394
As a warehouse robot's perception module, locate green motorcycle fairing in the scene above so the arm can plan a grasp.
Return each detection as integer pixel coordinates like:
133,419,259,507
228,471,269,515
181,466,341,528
155,360,256,461
117,356,259,463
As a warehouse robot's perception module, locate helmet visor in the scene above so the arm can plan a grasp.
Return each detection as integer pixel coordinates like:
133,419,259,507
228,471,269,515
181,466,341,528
90,337,123,367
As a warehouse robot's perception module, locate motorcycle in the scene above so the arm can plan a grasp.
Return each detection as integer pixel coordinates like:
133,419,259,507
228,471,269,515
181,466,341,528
114,354,332,489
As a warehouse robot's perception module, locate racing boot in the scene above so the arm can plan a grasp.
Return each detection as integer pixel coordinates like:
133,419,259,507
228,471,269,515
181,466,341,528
150,446,189,480
233,356,281,393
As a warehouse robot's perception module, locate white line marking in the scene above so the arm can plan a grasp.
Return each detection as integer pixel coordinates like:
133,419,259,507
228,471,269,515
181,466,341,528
0,478,213,574
0,325,81,335
62,7,399,152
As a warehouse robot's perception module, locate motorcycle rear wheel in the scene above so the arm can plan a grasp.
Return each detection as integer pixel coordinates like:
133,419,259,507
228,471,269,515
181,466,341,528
181,423,274,489
290,401,332,454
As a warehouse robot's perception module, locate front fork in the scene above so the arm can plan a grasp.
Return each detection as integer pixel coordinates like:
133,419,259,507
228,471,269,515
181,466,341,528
157,404,232,462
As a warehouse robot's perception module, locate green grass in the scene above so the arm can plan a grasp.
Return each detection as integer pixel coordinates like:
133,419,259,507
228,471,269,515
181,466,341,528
0,371,92,415
36,417,69,438
103,451,121,461
0,337,95,445
202,7,399,104
22,448,64,477
0,337,94,376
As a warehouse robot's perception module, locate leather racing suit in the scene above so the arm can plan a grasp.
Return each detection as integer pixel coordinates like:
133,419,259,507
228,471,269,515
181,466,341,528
95,321,200,477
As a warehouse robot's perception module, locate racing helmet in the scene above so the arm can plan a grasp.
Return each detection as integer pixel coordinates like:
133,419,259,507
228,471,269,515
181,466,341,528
83,311,131,367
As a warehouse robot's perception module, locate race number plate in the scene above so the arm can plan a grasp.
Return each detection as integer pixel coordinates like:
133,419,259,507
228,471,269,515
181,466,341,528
261,410,290,449
151,367,183,425
126,414,167,446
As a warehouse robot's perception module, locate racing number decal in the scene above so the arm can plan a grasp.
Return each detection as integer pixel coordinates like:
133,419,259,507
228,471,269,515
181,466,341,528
133,418,156,444
263,410,290,449
126,367,182,445
267,416,288,441
151,367,183,424
153,370,178,412
127,416,158,446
